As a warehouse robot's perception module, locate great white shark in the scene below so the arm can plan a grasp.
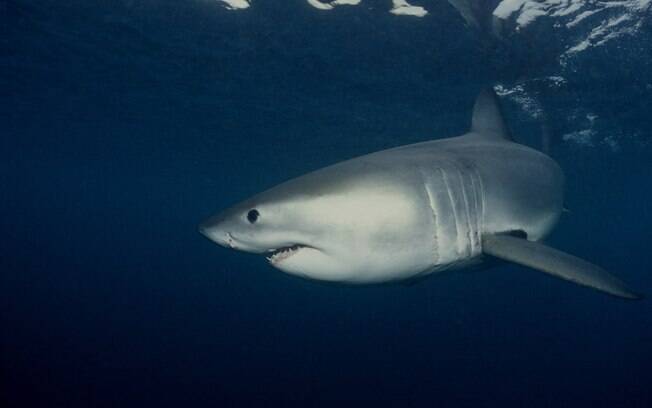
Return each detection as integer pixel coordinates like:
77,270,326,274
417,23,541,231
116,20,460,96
200,89,640,299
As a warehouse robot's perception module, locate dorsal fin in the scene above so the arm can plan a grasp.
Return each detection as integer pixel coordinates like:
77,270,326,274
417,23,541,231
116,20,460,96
471,88,512,141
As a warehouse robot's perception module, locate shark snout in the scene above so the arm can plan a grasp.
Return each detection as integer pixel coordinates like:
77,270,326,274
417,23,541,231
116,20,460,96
199,215,232,247
199,213,261,252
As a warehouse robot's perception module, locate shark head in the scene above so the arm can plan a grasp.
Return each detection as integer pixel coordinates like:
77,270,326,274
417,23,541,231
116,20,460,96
199,160,437,283
199,192,331,280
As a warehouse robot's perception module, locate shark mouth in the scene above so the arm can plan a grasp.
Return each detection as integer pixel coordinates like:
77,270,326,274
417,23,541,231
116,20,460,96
266,244,307,264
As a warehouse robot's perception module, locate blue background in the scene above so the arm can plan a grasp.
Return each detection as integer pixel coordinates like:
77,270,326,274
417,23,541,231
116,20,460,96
2,1,651,406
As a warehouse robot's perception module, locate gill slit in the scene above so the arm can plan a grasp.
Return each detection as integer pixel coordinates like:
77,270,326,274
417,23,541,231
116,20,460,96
440,168,461,256
467,170,480,254
473,167,486,245
457,168,474,257
420,169,439,264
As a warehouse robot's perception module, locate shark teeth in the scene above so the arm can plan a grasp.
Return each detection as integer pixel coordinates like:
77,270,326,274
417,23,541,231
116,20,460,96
266,244,305,263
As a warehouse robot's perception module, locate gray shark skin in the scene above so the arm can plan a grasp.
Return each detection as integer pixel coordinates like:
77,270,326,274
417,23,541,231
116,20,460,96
200,89,640,299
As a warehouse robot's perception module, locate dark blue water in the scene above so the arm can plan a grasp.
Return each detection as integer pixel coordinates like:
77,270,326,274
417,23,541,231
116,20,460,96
2,1,651,407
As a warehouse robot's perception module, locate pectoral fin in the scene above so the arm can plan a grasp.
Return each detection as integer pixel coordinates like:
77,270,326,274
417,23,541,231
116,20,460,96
482,234,642,300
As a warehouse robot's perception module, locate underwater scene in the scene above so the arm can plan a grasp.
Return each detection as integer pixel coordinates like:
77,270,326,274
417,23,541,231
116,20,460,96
2,1,652,407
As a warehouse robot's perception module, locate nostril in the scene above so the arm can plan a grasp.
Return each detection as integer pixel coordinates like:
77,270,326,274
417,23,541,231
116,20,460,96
226,233,236,248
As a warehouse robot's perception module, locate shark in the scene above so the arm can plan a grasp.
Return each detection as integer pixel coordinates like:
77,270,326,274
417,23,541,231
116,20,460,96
199,89,640,299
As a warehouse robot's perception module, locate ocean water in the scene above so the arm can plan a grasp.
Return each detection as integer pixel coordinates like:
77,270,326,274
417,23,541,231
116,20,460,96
2,1,651,407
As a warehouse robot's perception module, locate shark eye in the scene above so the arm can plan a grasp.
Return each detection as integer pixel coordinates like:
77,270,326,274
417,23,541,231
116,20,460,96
247,209,259,224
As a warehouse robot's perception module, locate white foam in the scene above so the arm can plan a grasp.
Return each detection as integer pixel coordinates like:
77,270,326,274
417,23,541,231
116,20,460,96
494,83,543,119
562,129,595,147
547,76,566,87
217,0,251,10
492,1,651,58
551,0,583,17
390,0,428,17
566,13,638,54
334,0,362,5
306,0,362,11
494,0,651,28
493,0,528,21
566,9,599,28
493,0,570,27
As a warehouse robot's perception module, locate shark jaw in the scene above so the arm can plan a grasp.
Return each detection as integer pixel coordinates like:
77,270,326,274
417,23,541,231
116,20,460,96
266,244,310,264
